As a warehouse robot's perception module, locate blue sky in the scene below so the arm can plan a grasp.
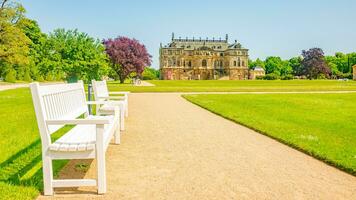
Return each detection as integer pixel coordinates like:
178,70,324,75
20,0,356,69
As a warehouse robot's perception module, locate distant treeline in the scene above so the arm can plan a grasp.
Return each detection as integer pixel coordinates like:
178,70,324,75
249,50,356,80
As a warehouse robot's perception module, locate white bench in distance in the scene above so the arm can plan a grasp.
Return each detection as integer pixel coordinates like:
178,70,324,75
30,81,120,195
92,80,129,130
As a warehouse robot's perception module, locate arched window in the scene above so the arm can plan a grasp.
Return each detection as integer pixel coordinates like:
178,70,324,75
233,61,237,66
238,58,241,67
188,60,192,67
242,61,245,67
202,59,207,67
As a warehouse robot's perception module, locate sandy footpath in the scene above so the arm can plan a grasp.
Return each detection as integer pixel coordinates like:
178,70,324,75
0,83,28,91
38,93,356,200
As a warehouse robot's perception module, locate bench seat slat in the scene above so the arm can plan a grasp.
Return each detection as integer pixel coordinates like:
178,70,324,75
49,115,115,152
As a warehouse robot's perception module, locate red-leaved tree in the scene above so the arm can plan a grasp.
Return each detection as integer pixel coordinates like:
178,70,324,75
103,36,152,83
301,48,331,79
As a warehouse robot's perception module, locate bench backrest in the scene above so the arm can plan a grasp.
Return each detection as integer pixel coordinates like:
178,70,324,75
30,81,88,147
92,80,109,101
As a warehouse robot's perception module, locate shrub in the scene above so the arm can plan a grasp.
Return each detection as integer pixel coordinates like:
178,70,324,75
263,73,279,80
281,74,293,80
142,67,160,80
255,75,264,80
45,73,54,81
336,73,352,79
23,70,32,82
317,74,327,79
5,69,17,83
36,75,44,82
55,72,64,81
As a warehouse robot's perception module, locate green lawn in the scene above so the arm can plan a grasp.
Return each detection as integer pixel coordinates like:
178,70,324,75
0,88,69,200
1,81,356,199
107,80,356,92
183,93,356,175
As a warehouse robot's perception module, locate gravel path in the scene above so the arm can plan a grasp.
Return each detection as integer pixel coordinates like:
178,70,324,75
0,83,28,91
38,93,356,199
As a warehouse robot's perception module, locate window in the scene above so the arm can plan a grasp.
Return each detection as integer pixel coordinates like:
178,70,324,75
188,60,192,67
242,61,245,67
177,60,180,66
238,58,241,67
233,61,237,66
202,59,207,67
220,53,224,56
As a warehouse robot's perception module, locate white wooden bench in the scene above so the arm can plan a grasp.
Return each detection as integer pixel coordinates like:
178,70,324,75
92,80,129,130
30,81,120,195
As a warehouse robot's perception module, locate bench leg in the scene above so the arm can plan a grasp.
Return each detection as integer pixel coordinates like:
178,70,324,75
120,104,125,131
125,99,128,117
43,155,54,195
115,123,121,144
96,125,106,194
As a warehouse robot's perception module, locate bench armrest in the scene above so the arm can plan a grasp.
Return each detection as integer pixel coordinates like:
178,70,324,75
46,118,110,125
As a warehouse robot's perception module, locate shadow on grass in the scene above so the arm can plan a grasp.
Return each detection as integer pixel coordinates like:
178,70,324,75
0,135,70,194
0,139,67,192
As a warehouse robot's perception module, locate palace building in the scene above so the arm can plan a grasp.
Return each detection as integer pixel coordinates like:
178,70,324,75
159,33,250,80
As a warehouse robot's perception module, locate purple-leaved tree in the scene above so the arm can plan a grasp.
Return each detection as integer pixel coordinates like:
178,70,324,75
103,36,152,83
301,48,331,79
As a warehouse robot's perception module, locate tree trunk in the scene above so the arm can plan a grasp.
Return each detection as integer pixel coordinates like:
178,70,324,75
119,75,125,84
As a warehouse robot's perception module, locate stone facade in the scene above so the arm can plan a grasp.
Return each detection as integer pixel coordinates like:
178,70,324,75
159,33,249,80
353,65,356,80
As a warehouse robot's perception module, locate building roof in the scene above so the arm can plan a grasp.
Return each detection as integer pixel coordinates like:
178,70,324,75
253,66,265,71
162,33,247,51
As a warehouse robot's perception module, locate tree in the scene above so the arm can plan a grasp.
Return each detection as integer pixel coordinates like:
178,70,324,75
289,56,302,76
46,29,109,82
0,0,31,78
301,48,331,79
249,58,265,70
21,18,48,80
142,67,160,80
264,56,291,76
103,36,152,83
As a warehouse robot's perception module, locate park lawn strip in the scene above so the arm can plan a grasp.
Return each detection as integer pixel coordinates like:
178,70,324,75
107,80,356,92
183,93,356,175
0,88,69,200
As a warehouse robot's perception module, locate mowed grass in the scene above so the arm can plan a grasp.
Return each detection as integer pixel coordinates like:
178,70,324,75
0,88,69,200
183,93,356,175
107,80,356,92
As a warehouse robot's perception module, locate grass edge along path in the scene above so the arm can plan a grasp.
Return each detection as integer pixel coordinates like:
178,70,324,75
183,93,356,176
107,80,356,93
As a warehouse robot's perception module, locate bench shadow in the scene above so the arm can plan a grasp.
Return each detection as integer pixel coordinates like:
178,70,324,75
0,138,95,194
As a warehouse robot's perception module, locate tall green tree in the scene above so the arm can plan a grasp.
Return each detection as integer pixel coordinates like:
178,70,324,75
265,56,291,76
249,58,265,70
46,29,110,82
289,56,302,76
0,0,31,78
21,18,48,80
